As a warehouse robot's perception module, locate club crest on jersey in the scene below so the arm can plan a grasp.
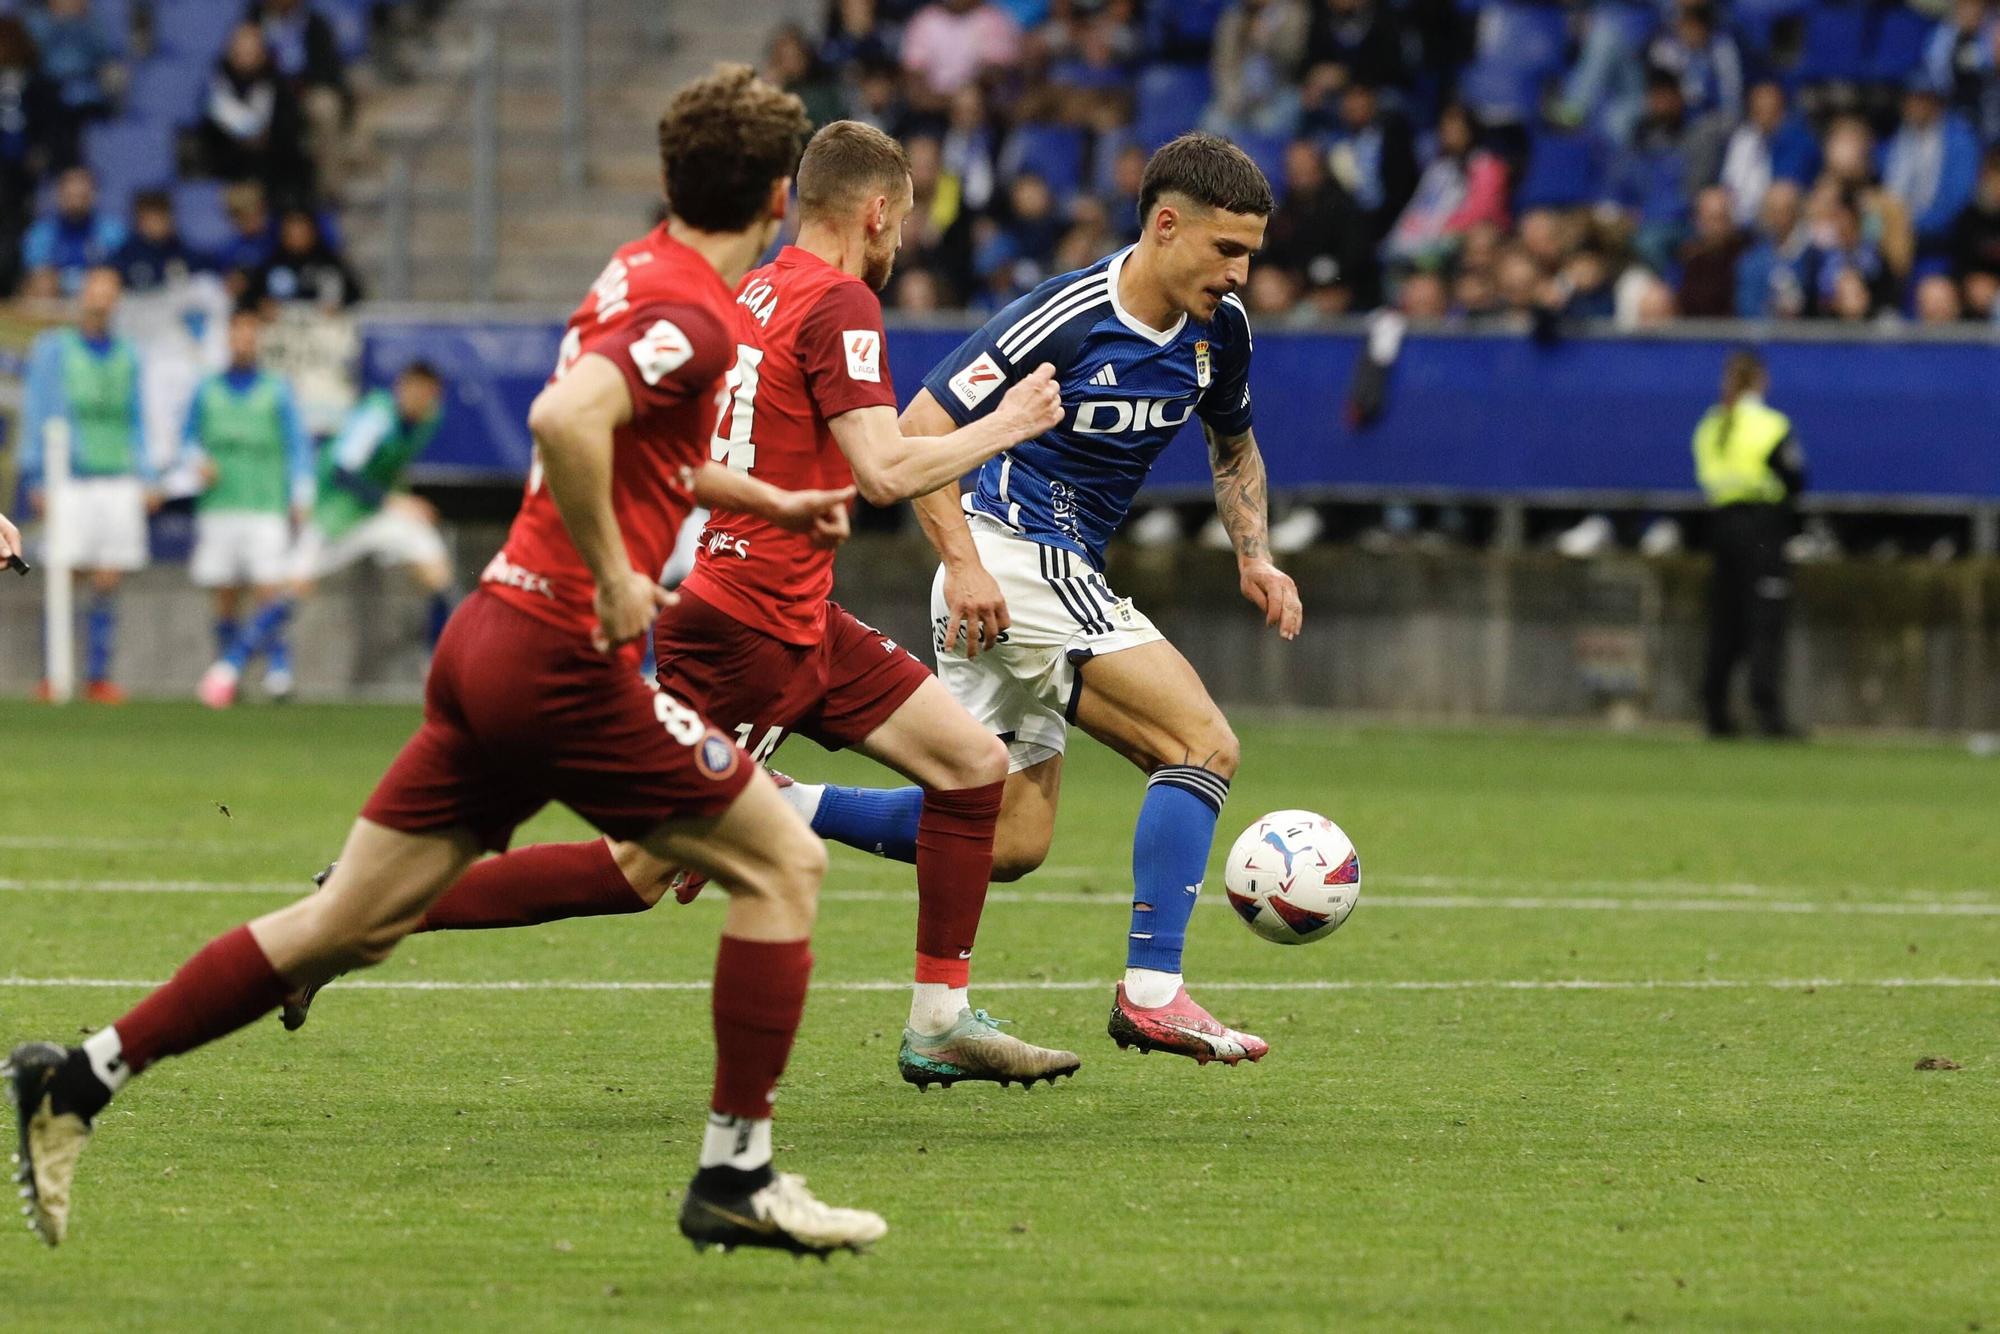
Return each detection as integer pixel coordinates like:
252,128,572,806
844,330,881,383
698,731,741,781
948,352,1006,409
1194,339,1212,388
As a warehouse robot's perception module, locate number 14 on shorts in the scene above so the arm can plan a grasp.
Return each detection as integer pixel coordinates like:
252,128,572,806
732,722,784,764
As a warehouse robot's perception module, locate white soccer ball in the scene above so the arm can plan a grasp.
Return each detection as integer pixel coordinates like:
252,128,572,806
1222,810,1360,945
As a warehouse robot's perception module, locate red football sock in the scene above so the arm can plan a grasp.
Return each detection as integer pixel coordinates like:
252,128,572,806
710,935,812,1119
113,925,289,1075
913,779,1003,987
417,839,646,931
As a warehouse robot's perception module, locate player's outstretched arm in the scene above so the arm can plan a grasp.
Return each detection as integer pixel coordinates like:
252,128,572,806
898,390,1012,659
525,354,669,652
827,366,1061,507
1205,421,1302,641
0,511,22,568
691,463,855,549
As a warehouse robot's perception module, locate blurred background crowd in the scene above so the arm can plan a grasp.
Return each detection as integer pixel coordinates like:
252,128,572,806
0,0,439,305
748,0,2000,328
10,0,2000,326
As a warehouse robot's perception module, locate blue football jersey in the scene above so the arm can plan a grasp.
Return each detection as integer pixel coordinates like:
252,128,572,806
922,246,1254,568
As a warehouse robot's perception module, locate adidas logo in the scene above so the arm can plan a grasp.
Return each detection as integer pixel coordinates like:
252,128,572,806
1088,364,1118,388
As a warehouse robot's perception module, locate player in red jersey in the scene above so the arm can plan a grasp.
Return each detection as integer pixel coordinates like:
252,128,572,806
5,67,887,1259
288,122,1077,1090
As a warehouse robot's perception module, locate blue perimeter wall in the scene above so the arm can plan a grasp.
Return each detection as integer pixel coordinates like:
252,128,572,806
362,320,2000,501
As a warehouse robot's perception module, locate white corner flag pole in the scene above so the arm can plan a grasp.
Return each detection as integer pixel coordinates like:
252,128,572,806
42,417,75,705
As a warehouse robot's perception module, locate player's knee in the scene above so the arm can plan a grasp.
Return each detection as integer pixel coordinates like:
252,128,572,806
610,840,673,907
1206,721,1242,779
736,825,826,919
991,829,1051,883
937,731,1008,790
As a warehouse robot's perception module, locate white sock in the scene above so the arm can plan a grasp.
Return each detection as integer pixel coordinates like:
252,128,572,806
81,1026,131,1095
1123,968,1182,1008
777,781,824,823
908,983,969,1033
699,1113,772,1172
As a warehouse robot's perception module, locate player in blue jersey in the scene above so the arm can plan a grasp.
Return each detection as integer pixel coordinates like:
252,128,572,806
781,134,1302,1065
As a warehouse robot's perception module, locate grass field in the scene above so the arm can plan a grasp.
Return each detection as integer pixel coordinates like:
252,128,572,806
1,701,1997,1331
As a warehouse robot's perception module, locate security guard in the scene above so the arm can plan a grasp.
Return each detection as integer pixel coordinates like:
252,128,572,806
1693,350,1804,738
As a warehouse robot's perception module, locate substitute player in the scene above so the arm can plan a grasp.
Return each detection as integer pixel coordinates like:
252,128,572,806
288,121,1075,1090
6,66,883,1258
199,359,454,708
20,266,157,703
184,308,314,705
784,133,1301,1065
290,361,453,637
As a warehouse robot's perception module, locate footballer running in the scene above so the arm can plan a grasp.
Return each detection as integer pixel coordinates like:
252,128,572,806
281,120,1077,1091
791,132,1302,1065
7,66,886,1259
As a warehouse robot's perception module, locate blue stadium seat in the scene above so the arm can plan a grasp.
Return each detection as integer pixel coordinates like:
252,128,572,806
125,58,205,126
1134,64,1209,151
173,179,233,253
1232,131,1288,191
1515,126,1602,210
1004,123,1087,198
155,0,242,60
1145,0,1228,56
1868,6,1930,85
1796,5,1868,83
92,0,132,54
83,118,175,211
1458,59,1538,126
1475,2,1570,80
1733,0,1810,56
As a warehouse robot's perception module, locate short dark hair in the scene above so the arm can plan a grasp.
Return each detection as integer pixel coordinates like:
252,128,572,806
397,359,443,387
656,64,812,233
796,120,911,219
133,188,172,214
1138,133,1273,226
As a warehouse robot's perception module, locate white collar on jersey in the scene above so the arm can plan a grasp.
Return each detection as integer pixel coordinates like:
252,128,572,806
1106,245,1186,347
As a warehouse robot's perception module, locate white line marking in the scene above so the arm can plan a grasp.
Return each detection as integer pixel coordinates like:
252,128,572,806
5,878,2000,918
0,976,1996,994
0,835,235,852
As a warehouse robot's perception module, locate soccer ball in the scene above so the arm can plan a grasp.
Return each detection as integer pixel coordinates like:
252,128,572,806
1222,810,1360,945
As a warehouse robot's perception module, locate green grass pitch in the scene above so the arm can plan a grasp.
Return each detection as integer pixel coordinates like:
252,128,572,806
1,701,1996,1330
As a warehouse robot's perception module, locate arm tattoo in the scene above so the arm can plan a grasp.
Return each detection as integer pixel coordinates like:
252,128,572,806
1204,422,1271,562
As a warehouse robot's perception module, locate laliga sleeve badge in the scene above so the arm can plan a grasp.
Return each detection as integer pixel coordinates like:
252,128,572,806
1194,339,1212,389
698,730,742,781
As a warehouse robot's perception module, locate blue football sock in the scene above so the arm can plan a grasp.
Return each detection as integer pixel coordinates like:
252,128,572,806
265,624,293,678
226,599,294,671
213,618,240,659
425,591,454,648
1126,765,1230,973
84,597,116,684
812,784,924,863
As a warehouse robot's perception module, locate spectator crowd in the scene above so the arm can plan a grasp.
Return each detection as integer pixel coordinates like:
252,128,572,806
764,0,2000,328
0,0,408,306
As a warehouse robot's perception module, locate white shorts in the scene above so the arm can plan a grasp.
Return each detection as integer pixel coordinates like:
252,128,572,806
930,515,1163,772
47,476,149,572
190,511,293,588
292,508,448,582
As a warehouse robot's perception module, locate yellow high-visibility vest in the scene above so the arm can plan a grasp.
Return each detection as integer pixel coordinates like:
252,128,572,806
1692,397,1792,506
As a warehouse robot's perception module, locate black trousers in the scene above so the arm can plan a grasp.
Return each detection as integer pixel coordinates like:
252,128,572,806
1702,503,1792,736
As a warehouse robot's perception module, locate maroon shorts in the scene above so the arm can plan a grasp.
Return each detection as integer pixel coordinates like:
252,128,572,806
362,589,754,851
653,590,932,765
